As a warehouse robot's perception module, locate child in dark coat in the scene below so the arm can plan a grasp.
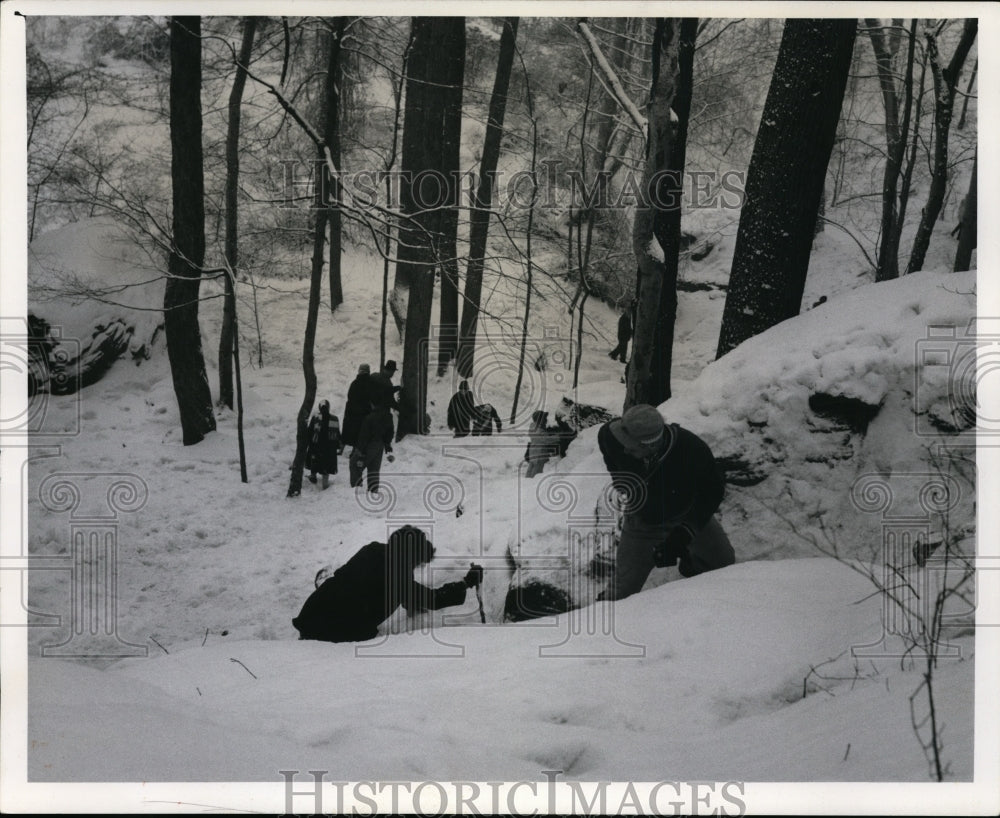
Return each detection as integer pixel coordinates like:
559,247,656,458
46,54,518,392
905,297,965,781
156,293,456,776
293,526,483,643
306,400,340,489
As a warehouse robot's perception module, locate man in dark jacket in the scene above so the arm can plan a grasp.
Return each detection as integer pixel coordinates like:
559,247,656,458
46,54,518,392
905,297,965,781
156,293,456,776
608,303,634,363
370,359,400,411
597,403,734,599
350,403,395,493
447,380,476,437
341,364,373,452
293,526,484,643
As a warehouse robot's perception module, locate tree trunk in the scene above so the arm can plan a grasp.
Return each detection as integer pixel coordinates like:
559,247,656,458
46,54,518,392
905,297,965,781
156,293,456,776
716,19,856,359
957,59,977,130
435,18,468,376
287,179,328,497
626,19,678,409
906,19,977,275
869,18,916,283
456,17,518,379
325,18,346,312
647,17,696,407
953,151,977,272
165,16,216,446
397,17,465,437
511,72,538,426
219,17,257,410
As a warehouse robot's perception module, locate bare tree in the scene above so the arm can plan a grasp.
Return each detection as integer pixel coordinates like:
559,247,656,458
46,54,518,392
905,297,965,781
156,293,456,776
906,19,977,275
164,16,216,446
867,19,916,283
456,17,519,379
716,19,857,359
953,150,976,273
626,19,678,408
396,17,465,437
219,17,257,411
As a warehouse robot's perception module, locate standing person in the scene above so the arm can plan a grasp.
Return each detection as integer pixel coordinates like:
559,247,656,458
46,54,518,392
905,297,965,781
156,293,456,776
523,410,554,478
306,399,340,489
350,402,395,494
293,525,484,643
370,359,400,411
471,402,502,436
447,380,476,437
341,364,373,453
597,403,734,600
608,302,634,363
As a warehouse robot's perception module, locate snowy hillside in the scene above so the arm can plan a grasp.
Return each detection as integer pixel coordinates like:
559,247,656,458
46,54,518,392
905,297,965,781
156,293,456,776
6,10,997,816
6,210,991,815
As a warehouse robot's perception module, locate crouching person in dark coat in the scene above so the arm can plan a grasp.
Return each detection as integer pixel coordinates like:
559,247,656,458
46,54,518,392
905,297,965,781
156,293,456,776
597,403,734,600
292,526,484,643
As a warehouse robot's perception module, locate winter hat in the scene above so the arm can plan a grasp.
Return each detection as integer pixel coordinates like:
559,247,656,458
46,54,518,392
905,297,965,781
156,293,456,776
389,525,435,566
384,360,397,373
318,399,330,413
358,364,370,375
612,404,665,448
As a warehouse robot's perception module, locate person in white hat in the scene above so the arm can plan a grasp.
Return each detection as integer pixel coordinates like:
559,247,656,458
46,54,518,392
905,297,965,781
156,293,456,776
596,403,734,599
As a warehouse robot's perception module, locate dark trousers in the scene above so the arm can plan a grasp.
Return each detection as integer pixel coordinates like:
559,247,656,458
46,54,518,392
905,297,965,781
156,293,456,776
349,446,384,492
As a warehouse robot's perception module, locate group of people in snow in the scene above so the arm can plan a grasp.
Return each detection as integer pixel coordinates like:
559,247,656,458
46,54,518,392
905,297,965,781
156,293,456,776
304,360,400,494
294,401,734,641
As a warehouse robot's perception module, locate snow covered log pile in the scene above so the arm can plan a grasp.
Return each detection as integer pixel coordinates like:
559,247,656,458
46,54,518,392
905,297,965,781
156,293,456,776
506,269,977,611
28,218,166,394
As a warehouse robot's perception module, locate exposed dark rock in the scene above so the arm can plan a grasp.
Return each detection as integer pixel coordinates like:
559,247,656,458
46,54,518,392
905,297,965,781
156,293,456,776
808,392,881,433
715,454,768,487
503,579,572,622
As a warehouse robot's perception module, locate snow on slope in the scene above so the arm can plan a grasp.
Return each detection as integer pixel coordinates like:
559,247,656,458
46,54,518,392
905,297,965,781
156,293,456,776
28,559,973,784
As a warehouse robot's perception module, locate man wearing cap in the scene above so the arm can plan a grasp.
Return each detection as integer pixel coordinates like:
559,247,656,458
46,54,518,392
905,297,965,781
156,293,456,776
597,403,734,599
370,359,400,411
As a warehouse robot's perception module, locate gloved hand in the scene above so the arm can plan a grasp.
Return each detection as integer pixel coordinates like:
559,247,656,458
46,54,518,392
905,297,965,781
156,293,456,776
464,563,484,587
386,454,395,463
653,526,693,568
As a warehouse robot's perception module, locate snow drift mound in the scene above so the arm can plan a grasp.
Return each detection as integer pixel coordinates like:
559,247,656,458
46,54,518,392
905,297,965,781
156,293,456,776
506,270,977,609
28,218,165,393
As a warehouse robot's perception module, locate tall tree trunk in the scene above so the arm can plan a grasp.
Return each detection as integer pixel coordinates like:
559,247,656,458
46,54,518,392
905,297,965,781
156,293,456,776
219,17,257,410
957,59,977,130
380,28,412,368
953,151,977,272
626,19,679,409
511,68,538,426
397,17,465,437
716,19,856,359
869,18,915,283
165,16,216,446
906,19,977,275
456,17,518,379
647,16,697,406
434,18,467,376
325,18,346,312
287,180,328,497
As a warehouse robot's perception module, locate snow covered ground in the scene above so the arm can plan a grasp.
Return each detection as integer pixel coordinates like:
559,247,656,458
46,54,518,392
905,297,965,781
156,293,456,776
3,213,998,814
3,9,999,815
